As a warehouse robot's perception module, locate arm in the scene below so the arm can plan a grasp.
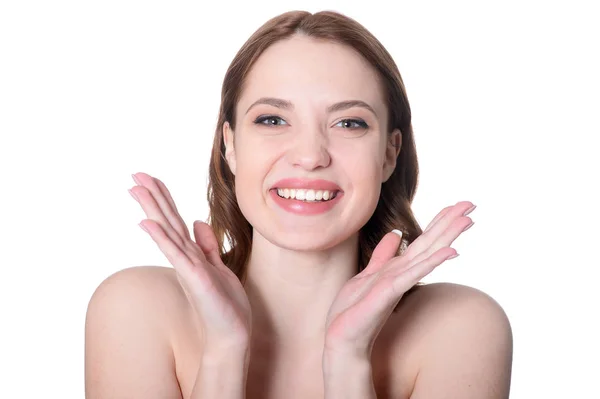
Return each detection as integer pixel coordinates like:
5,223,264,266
190,348,250,398
85,266,250,399
322,353,376,399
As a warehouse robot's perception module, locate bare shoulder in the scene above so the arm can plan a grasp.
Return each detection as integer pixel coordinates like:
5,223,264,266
89,265,181,294
85,266,189,399
401,282,511,325
380,283,513,398
86,265,189,335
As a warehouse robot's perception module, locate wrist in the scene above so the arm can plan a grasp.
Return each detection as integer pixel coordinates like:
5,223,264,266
323,338,371,361
202,345,250,368
322,354,375,398
322,350,371,375
191,348,250,399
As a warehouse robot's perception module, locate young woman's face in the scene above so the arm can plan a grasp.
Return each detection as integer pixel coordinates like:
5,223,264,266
224,34,400,251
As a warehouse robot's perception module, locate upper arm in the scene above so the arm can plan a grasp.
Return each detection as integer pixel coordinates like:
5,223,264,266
409,284,513,399
85,266,183,399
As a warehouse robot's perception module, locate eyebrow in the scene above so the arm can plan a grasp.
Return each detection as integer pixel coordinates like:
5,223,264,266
245,97,378,118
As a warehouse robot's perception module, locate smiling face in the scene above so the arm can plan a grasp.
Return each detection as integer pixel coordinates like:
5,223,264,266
223,34,401,251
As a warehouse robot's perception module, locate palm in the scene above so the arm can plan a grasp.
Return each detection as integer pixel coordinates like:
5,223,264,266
325,264,403,348
324,201,476,355
177,240,251,337
130,172,251,346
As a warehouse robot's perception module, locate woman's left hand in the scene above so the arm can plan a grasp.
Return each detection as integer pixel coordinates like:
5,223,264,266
323,201,477,359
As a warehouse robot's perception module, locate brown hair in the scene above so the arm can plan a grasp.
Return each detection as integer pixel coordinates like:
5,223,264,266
207,10,424,292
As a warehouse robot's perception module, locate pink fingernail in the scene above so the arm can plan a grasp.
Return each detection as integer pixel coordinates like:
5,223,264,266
132,173,141,186
128,189,139,202
447,253,459,260
138,222,149,233
463,221,474,232
463,204,477,216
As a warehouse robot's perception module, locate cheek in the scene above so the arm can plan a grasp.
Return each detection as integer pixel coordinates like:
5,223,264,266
341,138,385,182
351,162,384,206
341,141,386,207
234,152,262,194
233,160,262,228
232,137,278,212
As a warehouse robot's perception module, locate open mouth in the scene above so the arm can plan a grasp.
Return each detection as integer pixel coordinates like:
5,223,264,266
273,188,340,202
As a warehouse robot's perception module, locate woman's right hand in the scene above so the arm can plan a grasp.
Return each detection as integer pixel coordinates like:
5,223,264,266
129,172,252,354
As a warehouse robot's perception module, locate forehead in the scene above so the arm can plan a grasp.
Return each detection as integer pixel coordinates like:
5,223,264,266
238,35,387,116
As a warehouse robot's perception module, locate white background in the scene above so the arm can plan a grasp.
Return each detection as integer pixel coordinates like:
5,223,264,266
1,0,598,397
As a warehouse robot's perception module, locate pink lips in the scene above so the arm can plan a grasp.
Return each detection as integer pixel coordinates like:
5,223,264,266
269,178,343,216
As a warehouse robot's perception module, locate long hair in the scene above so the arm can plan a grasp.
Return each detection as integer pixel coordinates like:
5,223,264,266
207,10,424,294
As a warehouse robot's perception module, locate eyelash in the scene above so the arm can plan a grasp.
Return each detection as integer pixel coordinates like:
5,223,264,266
253,115,369,130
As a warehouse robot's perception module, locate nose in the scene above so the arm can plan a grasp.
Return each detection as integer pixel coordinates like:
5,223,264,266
286,126,331,170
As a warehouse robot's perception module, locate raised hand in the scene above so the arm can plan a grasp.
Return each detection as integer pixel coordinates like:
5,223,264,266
323,201,476,358
129,172,252,353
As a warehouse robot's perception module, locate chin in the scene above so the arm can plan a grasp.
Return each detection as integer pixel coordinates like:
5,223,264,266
255,221,359,253
277,234,341,252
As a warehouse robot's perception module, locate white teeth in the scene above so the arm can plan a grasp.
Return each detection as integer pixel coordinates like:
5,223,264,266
275,188,338,201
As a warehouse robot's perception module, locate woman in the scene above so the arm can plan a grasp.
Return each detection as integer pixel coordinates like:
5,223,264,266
85,10,513,399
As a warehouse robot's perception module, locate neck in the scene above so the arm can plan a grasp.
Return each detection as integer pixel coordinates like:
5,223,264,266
243,230,359,349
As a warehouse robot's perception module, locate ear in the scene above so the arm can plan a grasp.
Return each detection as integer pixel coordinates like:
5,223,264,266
223,121,237,175
382,128,402,183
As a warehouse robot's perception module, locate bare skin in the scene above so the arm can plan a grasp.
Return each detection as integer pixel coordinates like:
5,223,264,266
86,265,511,398
85,174,512,398
85,35,512,398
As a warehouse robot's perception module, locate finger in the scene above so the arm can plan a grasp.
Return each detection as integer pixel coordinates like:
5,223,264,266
154,176,191,240
392,246,457,294
423,205,452,233
132,172,190,241
139,219,204,281
404,201,475,261
424,201,475,233
356,247,456,324
362,230,403,275
412,216,473,266
193,221,223,268
133,173,190,238
130,184,186,249
424,201,476,234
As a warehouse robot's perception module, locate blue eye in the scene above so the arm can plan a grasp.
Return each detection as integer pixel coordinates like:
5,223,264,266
254,115,288,126
336,119,369,129
253,116,369,131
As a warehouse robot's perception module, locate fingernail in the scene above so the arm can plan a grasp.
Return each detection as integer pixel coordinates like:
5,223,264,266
447,253,459,260
391,229,403,238
463,221,474,232
138,222,149,233
463,204,477,216
128,188,139,202
132,173,141,186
